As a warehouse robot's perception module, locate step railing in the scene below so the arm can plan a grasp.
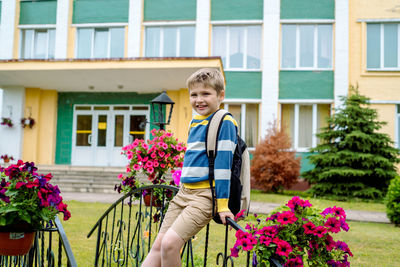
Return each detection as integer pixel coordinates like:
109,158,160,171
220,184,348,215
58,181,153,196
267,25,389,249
0,217,77,267
88,185,283,267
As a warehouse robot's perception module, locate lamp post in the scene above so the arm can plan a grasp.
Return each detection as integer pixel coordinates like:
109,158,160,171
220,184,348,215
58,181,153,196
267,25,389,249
150,91,175,130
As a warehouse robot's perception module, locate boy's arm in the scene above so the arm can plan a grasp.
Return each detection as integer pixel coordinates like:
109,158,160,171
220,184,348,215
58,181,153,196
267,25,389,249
213,115,238,213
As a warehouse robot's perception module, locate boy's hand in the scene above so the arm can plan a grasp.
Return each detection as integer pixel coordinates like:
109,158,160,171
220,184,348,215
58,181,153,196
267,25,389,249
218,211,234,225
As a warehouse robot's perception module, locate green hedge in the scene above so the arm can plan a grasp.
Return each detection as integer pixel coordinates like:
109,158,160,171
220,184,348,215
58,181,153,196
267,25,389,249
386,176,400,226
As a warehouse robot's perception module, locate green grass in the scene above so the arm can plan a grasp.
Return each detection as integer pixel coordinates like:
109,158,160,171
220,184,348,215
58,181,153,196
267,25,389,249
60,199,400,266
250,190,386,213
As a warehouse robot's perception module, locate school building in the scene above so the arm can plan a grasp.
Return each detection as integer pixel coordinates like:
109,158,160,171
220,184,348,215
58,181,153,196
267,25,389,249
0,0,399,171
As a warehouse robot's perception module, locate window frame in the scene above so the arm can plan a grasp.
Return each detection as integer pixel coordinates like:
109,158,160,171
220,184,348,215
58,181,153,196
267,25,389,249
366,23,400,71
74,25,126,59
280,23,334,71
280,101,332,152
211,21,263,71
222,100,261,149
143,22,196,58
18,25,56,60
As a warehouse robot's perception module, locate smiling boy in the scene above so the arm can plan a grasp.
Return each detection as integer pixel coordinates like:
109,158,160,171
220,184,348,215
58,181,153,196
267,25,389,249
142,68,238,267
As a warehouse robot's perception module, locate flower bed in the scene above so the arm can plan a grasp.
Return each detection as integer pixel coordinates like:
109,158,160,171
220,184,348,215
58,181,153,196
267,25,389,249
232,197,353,266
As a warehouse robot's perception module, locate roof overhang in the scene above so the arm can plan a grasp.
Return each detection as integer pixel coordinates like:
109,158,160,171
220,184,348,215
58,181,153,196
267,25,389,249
0,57,224,92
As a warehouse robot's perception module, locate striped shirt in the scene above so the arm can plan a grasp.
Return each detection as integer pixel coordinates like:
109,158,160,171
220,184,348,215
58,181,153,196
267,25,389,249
181,111,238,212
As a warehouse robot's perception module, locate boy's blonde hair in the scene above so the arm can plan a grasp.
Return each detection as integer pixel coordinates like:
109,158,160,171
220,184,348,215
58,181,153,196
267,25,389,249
186,68,225,94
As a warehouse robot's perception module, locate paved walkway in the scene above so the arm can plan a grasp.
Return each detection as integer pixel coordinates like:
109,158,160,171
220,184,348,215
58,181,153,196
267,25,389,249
62,192,391,224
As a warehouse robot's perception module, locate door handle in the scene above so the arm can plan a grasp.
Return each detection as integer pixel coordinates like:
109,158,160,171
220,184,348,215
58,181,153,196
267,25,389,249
88,134,92,145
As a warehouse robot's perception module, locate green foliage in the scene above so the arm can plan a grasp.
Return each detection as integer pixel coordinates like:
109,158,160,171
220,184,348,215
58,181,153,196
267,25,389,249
302,86,400,200
386,176,400,226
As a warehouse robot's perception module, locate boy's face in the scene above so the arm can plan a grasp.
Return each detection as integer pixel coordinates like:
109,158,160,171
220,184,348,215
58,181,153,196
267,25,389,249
189,83,225,116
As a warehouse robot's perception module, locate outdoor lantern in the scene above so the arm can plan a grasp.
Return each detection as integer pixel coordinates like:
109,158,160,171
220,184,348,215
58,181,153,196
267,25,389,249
150,91,175,130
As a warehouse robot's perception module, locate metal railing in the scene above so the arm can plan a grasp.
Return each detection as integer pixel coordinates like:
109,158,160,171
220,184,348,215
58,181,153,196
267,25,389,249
88,185,283,267
0,217,77,267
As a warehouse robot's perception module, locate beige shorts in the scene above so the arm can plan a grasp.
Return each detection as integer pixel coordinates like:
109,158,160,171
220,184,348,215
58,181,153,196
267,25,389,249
159,185,214,242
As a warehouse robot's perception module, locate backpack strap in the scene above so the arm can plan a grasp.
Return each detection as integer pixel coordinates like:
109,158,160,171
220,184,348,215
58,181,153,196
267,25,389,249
205,109,229,217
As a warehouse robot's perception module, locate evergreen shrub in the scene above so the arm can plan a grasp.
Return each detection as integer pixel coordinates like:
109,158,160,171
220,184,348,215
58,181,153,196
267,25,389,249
386,176,400,226
302,87,400,200
251,122,301,192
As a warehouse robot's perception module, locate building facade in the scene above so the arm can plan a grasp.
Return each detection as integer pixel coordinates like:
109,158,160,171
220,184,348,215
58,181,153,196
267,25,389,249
0,0,397,170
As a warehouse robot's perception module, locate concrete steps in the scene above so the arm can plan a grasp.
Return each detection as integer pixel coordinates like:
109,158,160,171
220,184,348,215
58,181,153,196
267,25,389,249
37,165,125,194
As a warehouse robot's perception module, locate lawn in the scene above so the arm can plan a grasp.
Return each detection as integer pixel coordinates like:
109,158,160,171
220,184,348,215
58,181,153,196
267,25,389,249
250,190,386,213
61,199,400,266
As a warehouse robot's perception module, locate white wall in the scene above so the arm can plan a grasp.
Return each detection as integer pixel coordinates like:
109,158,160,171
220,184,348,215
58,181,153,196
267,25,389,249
0,88,25,161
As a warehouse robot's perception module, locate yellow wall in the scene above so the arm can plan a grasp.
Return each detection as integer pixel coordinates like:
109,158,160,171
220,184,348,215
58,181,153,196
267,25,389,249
22,88,58,164
166,89,191,144
349,0,400,143
349,0,400,100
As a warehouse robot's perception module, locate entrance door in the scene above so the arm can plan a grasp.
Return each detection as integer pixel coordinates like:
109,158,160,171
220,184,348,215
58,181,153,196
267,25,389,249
110,109,149,166
72,105,150,166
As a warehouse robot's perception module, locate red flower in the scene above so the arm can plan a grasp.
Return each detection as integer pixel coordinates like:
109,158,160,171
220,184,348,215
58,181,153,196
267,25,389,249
303,221,316,234
313,225,328,238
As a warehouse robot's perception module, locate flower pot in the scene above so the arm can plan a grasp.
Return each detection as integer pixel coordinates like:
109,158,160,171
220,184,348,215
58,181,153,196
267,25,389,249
3,158,9,163
0,231,35,256
143,194,162,207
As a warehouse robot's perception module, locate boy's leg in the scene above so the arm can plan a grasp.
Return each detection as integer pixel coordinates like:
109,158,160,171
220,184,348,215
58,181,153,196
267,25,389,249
161,229,185,267
141,233,164,267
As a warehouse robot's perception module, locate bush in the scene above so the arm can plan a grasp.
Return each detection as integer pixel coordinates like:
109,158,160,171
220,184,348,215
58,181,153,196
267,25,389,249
251,122,301,192
386,176,400,226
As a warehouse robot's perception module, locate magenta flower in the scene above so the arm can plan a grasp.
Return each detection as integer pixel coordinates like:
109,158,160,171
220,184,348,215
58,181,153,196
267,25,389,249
324,217,341,233
313,226,328,238
230,246,239,257
284,256,303,267
332,206,346,219
303,221,316,234
275,240,292,257
277,211,298,225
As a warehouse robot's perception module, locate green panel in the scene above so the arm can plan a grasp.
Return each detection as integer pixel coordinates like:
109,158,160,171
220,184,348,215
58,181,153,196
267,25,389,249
297,152,315,174
211,0,263,20
281,0,334,19
73,0,129,24
279,71,333,99
225,71,262,99
55,92,158,164
19,1,57,25
143,0,196,21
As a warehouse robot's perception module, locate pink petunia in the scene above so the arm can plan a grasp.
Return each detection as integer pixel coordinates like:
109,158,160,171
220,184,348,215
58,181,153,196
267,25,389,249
313,225,328,238
147,167,154,174
303,221,316,234
324,217,341,233
332,206,346,219
277,211,298,225
275,240,292,257
133,164,141,171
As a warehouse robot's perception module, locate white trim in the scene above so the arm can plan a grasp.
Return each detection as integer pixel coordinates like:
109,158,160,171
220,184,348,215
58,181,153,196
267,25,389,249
19,24,56,29
366,68,400,71
128,0,142,57
55,0,69,59
369,100,400,104
280,67,333,71
0,0,17,59
72,23,128,28
223,68,262,72
312,104,317,147
334,0,349,110
223,98,262,103
280,19,335,24
261,0,280,135
195,0,210,57
279,99,333,104
211,20,263,25
357,18,400,23
142,21,196,26
294,104,299,149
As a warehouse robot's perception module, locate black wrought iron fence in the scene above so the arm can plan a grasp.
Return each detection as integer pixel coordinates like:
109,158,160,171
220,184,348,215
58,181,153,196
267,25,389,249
0,217,77,267
88,185,282,267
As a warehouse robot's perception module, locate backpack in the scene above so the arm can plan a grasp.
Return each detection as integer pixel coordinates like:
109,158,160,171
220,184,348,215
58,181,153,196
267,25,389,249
206,109,251,224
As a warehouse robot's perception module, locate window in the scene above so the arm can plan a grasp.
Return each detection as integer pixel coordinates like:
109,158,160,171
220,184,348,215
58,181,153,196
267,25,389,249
223,103,259,147
20,28,55,59
145,26,195,57
281,24,333,69
281,103,330,151
212,25,262,70
367,23,400,70
76,27,125,59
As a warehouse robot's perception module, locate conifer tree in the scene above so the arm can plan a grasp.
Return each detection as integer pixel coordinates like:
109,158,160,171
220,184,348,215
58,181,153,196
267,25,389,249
302,87,400,199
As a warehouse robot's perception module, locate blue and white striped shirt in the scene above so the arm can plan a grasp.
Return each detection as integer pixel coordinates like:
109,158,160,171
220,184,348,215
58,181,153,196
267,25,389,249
181,111,238,212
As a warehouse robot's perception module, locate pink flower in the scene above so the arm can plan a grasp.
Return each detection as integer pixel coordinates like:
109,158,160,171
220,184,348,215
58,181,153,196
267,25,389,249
150,153,157,159
166,132,173,137
277,211,298,225
303,221,316,234
324,217,341,233
160,163,166,168
176,144,183,151
158,151,165,158
275,240,292,257
145,161,153,168
284,256,303,267
118,173,124,179
142,156,148,162
153,161,159,167
133,164,141,171
230,246,239,257
172,170,181,186
142,143,149,149
126,167,131,173
313,225,328,238
332,206,346,219
147,167,154,174
259,235,272,246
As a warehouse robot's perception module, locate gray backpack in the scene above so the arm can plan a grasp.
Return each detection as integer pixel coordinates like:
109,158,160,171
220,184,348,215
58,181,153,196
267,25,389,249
206,109,251,223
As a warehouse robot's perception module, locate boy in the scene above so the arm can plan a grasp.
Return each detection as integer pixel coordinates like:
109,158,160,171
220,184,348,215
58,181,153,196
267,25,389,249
142,68,237,267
